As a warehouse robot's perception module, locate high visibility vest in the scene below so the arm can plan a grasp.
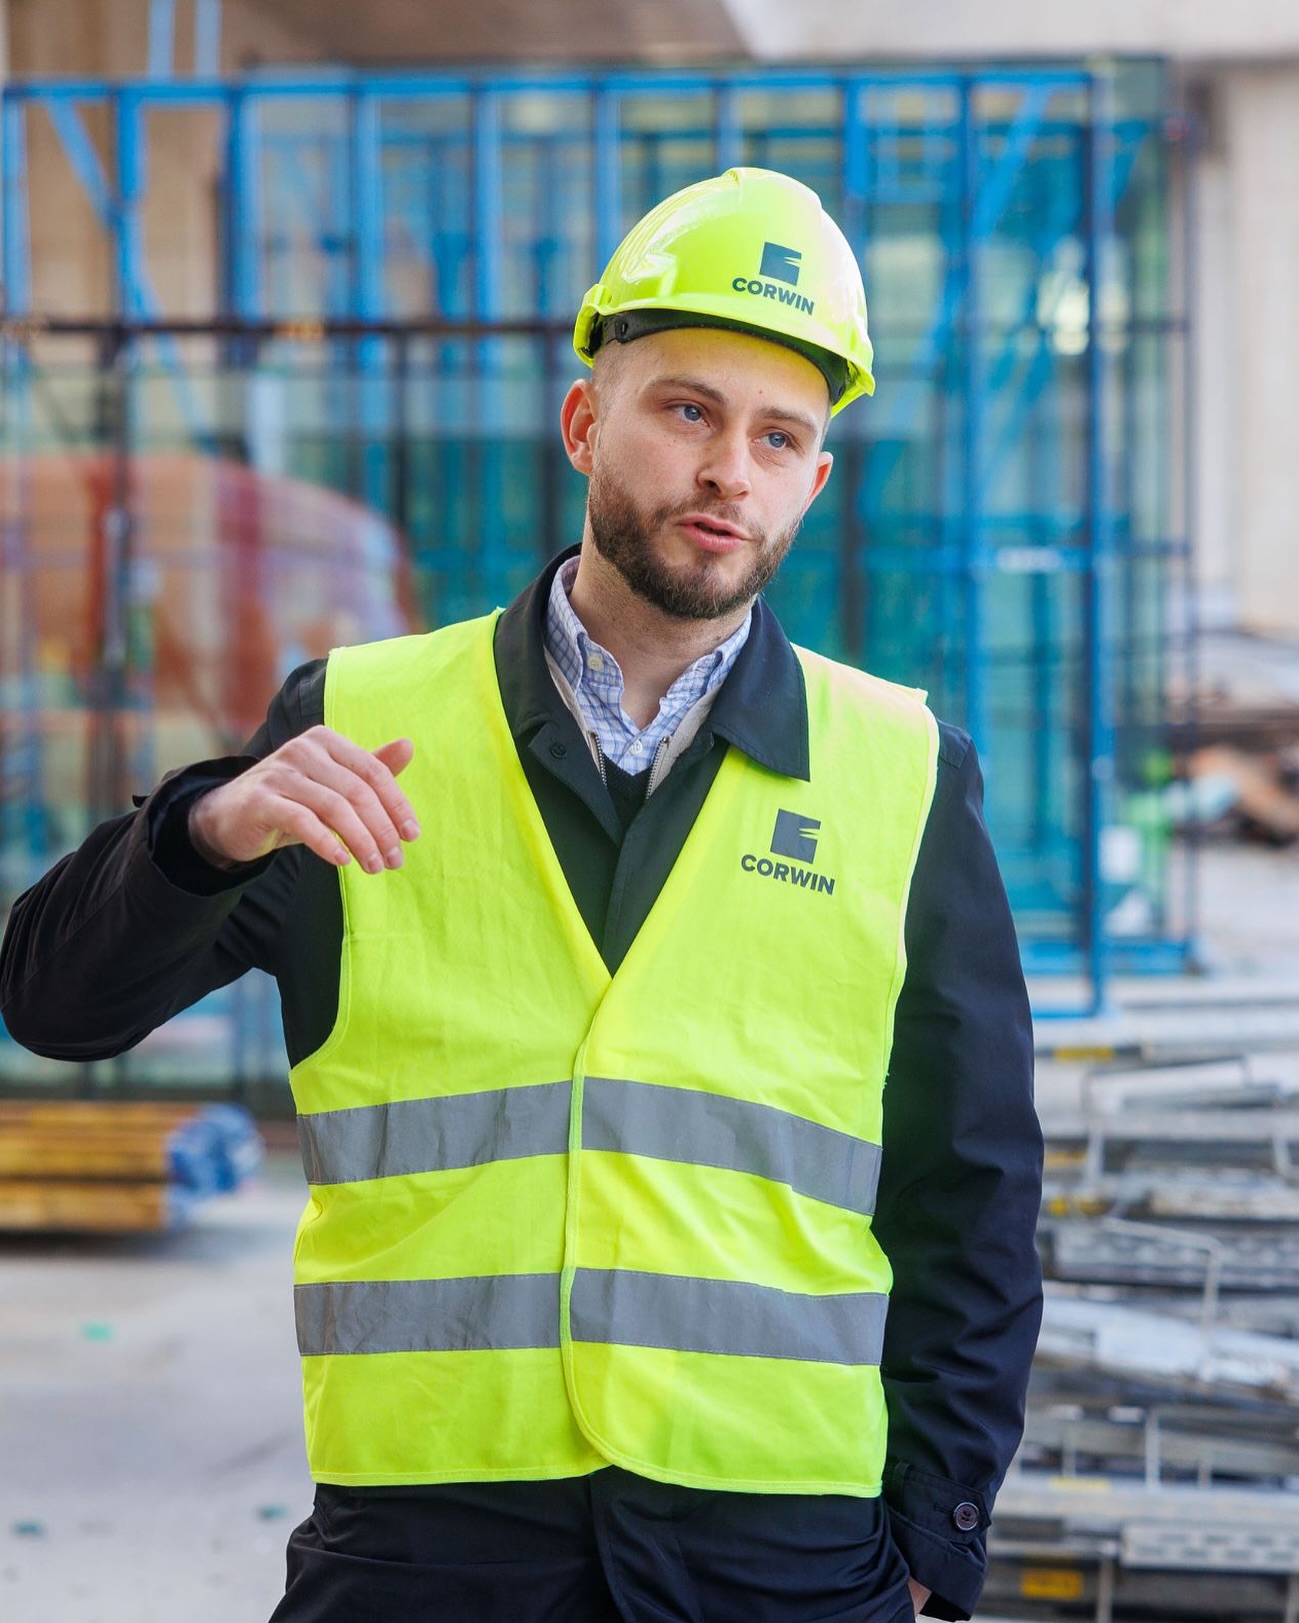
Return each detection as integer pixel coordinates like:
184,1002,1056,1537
289,612,938,1493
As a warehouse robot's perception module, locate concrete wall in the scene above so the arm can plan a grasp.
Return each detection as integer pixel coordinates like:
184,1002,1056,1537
1210,65,1299,633
8,0,316,76
721,0,1299,61
1190,112,1237,620
6,0,320,318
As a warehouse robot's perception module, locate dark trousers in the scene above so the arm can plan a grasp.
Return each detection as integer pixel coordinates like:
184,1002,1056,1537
267,1469,915,1623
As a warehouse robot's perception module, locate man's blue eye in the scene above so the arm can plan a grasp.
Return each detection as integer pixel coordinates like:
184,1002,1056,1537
766,432,790,450
679,403,704,421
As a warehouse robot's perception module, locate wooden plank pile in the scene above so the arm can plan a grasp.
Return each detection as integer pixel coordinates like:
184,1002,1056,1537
0,1100,264,1233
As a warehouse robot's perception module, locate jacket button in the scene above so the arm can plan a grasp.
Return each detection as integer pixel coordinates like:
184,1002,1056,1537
952,1502,980,1533
549,742,567,759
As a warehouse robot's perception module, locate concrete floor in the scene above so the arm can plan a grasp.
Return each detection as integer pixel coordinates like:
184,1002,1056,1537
0,1157,312,1623
0,1138,1073,1623
3,837,1298,1621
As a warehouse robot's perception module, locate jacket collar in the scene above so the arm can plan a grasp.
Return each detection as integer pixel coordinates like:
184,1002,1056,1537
494,547,810,783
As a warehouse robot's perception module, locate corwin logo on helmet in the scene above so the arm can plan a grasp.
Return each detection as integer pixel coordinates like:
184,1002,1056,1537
760,242,802,286
729,238,814,314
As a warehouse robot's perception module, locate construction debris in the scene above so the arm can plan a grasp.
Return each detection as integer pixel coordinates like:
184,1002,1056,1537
1182,745,1299,845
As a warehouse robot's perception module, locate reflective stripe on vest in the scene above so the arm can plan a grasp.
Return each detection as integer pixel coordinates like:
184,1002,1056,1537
298,1081,573,1184
291,613,939,1494
296,1270,887,1366
296,1273,561,1355
582,1077,882,1217
298,1076,881,1216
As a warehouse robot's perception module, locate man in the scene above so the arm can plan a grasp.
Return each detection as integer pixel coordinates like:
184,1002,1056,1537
0,168,1041,1623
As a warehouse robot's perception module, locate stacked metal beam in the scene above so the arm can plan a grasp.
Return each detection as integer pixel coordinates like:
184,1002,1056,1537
988,1056,1299,1621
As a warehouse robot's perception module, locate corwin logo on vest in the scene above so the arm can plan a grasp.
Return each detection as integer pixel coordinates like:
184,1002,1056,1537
740,810,835,896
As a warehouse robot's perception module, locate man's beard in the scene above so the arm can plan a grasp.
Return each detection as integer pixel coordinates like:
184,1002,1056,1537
587,464,801,622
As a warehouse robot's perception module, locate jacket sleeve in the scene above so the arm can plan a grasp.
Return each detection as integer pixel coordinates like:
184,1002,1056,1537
874,725,1043,1620
0,661,326,1060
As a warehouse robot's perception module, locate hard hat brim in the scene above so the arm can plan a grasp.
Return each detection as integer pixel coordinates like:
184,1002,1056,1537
575,294,875,410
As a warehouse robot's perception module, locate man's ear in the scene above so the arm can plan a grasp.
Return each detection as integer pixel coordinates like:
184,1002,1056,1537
561,377,598,476
802,450,834,515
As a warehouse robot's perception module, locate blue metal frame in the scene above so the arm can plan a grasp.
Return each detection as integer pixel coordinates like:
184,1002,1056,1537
149,0,223,79
351,90,387,513
1083,74,1118,1013
0,66,1190,1025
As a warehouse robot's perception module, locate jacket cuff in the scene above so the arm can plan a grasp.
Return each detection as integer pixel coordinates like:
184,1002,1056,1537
138,757,273,896
884,1463,990,1621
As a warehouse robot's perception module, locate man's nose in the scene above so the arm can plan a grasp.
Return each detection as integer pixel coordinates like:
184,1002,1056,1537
697,433,752,502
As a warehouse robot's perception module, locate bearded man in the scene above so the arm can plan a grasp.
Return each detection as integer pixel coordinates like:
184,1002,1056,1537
0,168,1042,1623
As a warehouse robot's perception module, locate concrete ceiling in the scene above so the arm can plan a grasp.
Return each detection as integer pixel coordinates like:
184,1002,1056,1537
237,0,1299,70
249,0,747,66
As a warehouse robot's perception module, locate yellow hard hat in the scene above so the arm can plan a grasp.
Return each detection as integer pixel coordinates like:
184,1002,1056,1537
573,167,874,414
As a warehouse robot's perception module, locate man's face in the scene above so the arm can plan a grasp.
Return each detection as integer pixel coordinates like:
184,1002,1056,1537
564,328,834,623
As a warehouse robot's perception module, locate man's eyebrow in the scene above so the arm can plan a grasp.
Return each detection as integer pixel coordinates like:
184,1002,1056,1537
647,374,822,440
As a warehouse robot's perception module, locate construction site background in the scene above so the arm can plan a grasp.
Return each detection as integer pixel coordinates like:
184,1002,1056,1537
4,5,1299,1622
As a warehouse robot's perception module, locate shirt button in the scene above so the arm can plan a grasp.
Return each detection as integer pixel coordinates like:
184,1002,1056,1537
549,742,567,759
952,1502,980,1533
587,651,604,672
629,740,643,755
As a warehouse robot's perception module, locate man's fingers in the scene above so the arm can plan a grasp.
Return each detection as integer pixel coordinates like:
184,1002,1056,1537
309,730,420,846
373,737,415,777
371,739,420,839
276,801,354,869
279,730,416,863
284,773,406,873
188,727,421,871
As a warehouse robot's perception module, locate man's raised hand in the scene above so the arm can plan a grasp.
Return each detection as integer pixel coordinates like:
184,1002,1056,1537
188,728,420,873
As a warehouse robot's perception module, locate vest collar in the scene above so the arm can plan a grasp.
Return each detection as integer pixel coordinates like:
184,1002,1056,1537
495,547,811,784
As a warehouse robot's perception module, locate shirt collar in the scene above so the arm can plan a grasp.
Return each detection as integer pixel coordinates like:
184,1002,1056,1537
544,554,751,712
495,547,810,782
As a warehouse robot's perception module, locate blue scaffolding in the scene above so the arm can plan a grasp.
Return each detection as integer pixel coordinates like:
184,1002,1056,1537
0,66,1193,1073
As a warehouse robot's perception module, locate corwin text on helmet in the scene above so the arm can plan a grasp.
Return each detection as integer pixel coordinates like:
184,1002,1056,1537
731,276,815,315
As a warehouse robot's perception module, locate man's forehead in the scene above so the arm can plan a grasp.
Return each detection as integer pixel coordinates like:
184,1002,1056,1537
616,326,831,417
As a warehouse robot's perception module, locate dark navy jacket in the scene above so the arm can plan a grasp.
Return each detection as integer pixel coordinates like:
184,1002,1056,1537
0,551,1043,1620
